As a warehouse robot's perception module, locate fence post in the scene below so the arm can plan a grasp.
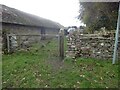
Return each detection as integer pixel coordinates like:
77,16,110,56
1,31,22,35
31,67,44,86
112,2,120,64
7,34,10,53
18,35,21,49
59,29,64,60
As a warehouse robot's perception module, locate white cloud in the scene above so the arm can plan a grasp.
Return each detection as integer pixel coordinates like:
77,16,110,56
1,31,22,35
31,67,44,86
0,0,82,27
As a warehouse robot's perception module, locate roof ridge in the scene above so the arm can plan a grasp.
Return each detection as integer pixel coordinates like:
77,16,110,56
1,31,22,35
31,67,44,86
2,5,64,29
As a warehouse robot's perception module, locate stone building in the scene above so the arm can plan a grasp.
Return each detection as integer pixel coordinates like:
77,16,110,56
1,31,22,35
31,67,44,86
1,4,63,35
0,4,63,53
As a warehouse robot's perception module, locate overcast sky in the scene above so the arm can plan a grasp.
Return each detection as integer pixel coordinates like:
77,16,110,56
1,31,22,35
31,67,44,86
0,0,83,27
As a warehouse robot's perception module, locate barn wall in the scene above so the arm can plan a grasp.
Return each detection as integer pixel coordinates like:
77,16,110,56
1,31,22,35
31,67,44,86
2,23,42,52
45,28,59,35
2,23,60,53
2,23,41,35
2,23,59,42
2,23,43,43
2,23,59,35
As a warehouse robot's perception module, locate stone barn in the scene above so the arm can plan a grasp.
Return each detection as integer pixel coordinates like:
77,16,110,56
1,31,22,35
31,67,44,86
1,4,63,53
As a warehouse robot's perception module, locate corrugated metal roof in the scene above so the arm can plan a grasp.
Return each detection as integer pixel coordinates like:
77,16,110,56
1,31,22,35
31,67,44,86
1,4,64,29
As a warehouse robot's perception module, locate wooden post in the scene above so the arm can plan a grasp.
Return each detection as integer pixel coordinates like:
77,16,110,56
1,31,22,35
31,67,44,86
7,35,10,53
18,35,21,49
59,29,64,60
41,27,46,40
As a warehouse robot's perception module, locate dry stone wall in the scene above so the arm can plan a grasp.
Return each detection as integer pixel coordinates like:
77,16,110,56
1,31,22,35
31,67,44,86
66,31,120,60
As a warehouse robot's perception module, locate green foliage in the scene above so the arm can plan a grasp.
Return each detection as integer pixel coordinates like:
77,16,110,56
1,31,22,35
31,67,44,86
78,2,119,33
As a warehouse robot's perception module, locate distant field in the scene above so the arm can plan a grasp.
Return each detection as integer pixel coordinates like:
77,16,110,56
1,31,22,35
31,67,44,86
2,38,119,88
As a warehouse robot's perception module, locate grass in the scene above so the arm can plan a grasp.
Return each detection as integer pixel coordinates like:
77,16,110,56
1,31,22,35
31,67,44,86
2,38,119,88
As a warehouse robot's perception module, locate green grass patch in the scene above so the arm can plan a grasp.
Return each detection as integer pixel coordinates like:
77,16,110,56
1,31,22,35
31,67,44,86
2,38,119,88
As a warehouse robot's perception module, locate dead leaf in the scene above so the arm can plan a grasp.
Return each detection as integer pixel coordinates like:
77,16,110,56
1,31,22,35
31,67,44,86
100,77,103,80
73,85,76,88
22,77,25,81
94,80,97,82
80,75,85,78
77,81,80,84
45,85,48,87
